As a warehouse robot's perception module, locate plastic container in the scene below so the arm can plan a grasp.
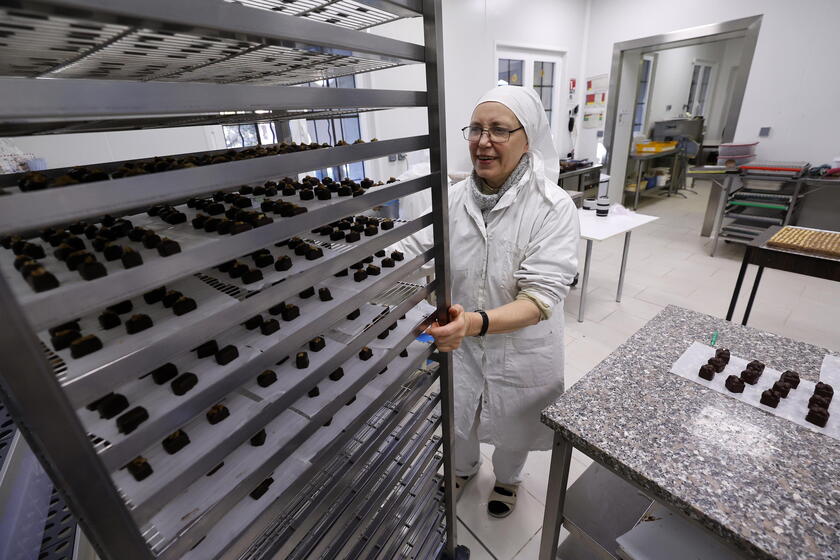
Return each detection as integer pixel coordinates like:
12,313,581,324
719,142,759,157
634,141,678,153
717,153,755,166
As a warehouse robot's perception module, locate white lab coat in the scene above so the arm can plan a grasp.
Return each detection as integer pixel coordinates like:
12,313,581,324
403,162,580,451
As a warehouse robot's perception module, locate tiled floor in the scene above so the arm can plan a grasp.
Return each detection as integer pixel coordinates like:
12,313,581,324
455,181,840,559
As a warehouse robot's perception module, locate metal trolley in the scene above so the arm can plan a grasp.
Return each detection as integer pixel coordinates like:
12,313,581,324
0,1,466,558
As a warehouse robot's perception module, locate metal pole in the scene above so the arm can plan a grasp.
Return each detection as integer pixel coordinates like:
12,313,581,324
634,158,643,210
422,1,458,558
616,231,631,302
538,432,573,560
0,275,152,560
742,265,764,326
578,239,593,322
726,246,751,321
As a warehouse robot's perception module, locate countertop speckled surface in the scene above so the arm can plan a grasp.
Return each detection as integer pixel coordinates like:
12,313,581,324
542,305,839,560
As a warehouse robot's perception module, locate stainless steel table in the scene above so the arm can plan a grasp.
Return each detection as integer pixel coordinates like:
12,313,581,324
626,149,679,210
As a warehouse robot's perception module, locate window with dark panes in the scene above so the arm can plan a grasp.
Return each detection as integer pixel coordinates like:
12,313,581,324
532,61,555,124
498,58,524,86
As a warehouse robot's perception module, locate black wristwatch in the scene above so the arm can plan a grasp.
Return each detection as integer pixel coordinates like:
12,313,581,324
473,309,489,337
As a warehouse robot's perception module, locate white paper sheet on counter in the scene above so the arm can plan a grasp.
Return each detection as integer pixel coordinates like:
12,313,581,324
670,342,839,441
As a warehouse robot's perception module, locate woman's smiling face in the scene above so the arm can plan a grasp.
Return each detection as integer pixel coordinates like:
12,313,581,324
469,101,529,189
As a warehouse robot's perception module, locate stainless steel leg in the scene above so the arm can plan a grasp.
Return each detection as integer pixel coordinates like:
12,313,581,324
578,239,593,323
634,159,643,210
539,432,573,560
710,177,730,257
616,231,631,302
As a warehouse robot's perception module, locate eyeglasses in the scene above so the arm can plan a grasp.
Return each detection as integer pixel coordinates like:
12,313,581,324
461,125,524,143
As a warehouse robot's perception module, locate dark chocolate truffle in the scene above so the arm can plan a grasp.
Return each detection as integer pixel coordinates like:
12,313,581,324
51,329,82,351
250,430,267,446
126,314,153,334
150,363,178,384
96,393,129,419
308,386,320,398
305,247,323,261
27,269,59,292
805,406,829,428
215,345,239,365
366,264,380,276
253,253,274,268
274,255,292,271
117,406,149,434
359,346,373,361
399,349,409,358
809,394,830,409
143,286,166,305
707,357,726,373
740,369,761,385
714,348,730,363
172,297,197,316
724,375,744,393
162,290,183,308
299,286,315,299
780,370,800,389
280,303,299,322
206,404,229,425
70,334,103,359
391,250,404,261
126,457,153,481
760,389,781,408
772,381,791,398
345,231,361,243
194,340,218,359
257,370,277,388
814,382,834,400
249,477,273,500
746,360,765,374
107,300,133,315
329,368,344,381
171,372,198,396
347,308,360,320
121,248,143,269
157,238,181,257
353,269,368,282
243,315,263,330
162,430,190,454
309,336,325,352
99,311,121,330
318,287,332,301
334,268,349,277
381,257,395,268
296,352,309,369
260,319,279,335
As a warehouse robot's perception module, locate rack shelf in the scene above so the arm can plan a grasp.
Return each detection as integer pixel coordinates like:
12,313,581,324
0,0,459,558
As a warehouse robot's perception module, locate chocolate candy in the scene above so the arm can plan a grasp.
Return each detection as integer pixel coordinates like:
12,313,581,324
250,430,267,446
79,259,107,280
257,370,277,387
805,406,829,428
121,248,143,269
172,297,197,316
364,225,378,236
814,382,834,400
27,269,59,292
260,319,279,336
126,457,153,481
242,268,263,284
280,303,299,322
714,348,730,363
296,352,309,369
315,288,332,302
345,231,360,243
381,219,394,230
249,477,274,500
107,300,133,315
366,264,381,276
391,250,404,261
353,269,368,282
724,375,744,393
334,268,349,277
740,369,761,385
215,345,239,366
194,340,218,359
150,363,178,384
359,346,373,361
809,394,830,409
309,337,325,352
162,290,183,308
143,286,166,304
306,247,323,261
346,308,360,320
244,315,263,330
162,430,190,454
142,232,161,249
274,255,292,271
381,257,395,268
772,381,792,398
329,368,344,381
330,229,345,241
51,328,81,351
299,286,315,299
707,357,726,373
780,370,800,389
70,334,103,358
117,406,149,434
171,373,198,396
253,253,274,268
96,393,129,419
746,360,765,374
307,386,320,398
399,349,409,358
377,329,389,340
760,389,781,408
99,311,121,330
206,404,230,425
126,314,153,334
157,238,181,257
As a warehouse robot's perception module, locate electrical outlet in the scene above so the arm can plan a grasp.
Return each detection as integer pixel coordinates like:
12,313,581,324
759,127,771,137
666,104,672,111
388,154,397,162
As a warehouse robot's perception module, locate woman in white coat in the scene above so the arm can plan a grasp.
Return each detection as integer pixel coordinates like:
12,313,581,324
424,85,580,518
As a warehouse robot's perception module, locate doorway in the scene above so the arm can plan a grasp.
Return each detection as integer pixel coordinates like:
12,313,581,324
601,16,762,204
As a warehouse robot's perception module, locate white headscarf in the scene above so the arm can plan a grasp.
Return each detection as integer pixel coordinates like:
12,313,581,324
475,85,560,186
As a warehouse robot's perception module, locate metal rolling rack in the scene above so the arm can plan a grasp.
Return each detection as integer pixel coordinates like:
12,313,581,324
0,0,465,559
714,162,809,248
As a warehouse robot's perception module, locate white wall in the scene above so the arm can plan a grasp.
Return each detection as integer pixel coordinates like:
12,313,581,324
7,126,225,170
580,0,840,165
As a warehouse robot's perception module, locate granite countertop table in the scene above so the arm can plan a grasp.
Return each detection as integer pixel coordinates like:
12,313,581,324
542,305,839,560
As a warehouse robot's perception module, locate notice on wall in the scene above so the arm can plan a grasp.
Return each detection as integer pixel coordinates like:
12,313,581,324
582,110,605,129
585,74,608,109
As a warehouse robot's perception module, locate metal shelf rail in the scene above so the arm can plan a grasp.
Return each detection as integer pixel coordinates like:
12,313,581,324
0,0,464,559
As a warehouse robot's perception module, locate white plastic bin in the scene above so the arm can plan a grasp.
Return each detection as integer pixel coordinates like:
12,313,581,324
719,142,758,157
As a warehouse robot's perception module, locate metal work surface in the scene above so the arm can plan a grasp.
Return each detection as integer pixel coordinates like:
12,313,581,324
0,0,458,558
542,305,839,560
